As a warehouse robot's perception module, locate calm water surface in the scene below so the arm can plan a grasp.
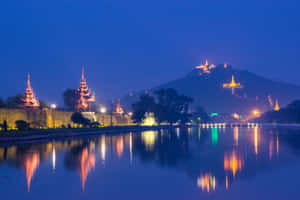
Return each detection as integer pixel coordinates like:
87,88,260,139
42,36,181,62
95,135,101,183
1,127,300,200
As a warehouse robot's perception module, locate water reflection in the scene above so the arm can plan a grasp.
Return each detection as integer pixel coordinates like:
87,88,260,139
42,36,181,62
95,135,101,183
0,126,298,196
21,150,40,191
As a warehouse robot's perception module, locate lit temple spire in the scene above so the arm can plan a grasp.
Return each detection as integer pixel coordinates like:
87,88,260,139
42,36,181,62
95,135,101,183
76,67,95,111
113,98,124,114
222,75,243,94
195,60,216,75
22,73,40,108
274,99,280,111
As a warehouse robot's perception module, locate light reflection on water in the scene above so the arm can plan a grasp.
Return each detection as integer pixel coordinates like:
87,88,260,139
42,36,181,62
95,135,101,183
1,127,300,199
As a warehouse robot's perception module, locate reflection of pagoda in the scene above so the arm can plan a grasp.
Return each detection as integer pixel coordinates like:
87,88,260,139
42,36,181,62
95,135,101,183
76,68,95,111
112,98,124,114
21,151,40,192
78,148,95,191
22,74,40,108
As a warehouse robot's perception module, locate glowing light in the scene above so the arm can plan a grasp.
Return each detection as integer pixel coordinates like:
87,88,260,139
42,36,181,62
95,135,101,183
234,126,239,146
76,67,95,111
195,60,216,75
50,104,57,109
78,148,95,191
197,174,216,192
252,109,260,117
210,113,219,117
52,147,56,170
274,99,280,111
100,107,106,114
232,113,240,120
21,151,40,192
225,176,229,189
142,112,157,126
22,73,40,108
211,127,218,145
101,136,106,162
141,131,157,151
128,112,133,116
224,151,243,177
222,75,243,94
254,127,259,155
113,98,124,114
116,136,124,158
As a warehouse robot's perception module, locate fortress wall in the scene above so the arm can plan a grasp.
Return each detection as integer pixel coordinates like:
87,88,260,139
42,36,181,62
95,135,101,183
0,108,135,129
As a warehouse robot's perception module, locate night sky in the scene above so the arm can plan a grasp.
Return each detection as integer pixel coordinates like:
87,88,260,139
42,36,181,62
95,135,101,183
1,0,300,105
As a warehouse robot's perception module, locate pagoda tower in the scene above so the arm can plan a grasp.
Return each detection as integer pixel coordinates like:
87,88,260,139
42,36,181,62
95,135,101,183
22,74,40,108
274,99,280,111
222,75,243,94
113,98,124,114
76,67,95,111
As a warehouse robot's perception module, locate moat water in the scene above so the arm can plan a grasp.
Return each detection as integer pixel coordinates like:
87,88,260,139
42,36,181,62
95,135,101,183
1,127,300,200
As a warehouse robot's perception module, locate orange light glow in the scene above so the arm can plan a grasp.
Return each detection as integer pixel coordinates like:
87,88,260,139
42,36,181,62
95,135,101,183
224,151,243,177
22,74,40,108
116,136,124,158
21,151,40,192
234,126,239,145
222,75,243,94
274,99,280,111
254,127,259,155
78,148,96,191
252,109,260,117
197,174,216,192
76,67,95,111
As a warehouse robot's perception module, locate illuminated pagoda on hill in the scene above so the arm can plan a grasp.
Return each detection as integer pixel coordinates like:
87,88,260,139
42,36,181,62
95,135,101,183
222,75,243,94
274,99,280,111
76,67,95,111
113,98,124,114
21,74,40,108
195,60,216,75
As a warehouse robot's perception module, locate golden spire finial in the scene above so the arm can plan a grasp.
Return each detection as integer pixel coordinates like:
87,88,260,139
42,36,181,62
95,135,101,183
27,73,31,89
81,66,85,81
205,60,208,66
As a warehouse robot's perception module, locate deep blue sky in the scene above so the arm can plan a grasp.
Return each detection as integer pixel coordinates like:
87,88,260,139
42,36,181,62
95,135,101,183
1,0,300,105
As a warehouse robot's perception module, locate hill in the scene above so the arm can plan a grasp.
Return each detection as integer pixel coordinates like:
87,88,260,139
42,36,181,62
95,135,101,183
122,63,300,114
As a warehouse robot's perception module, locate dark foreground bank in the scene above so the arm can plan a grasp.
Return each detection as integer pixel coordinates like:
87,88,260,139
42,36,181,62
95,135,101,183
0,125,174,142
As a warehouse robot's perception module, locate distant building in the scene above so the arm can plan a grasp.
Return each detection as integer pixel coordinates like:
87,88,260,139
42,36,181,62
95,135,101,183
222,75,243,94
21,74,40,108
112,98,124,114
76,68,95,111
274,99,280,111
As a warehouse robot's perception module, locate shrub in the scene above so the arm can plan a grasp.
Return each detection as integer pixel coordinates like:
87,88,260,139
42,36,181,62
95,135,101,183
15,120,30,131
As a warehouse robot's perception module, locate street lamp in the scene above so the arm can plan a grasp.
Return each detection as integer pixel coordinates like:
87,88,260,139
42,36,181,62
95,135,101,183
50,104,57,109
252,109,260,117
50,104,57,128
100,107,106,126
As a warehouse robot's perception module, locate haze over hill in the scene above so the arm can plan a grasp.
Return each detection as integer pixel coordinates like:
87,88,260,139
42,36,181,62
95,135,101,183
122,63,300,114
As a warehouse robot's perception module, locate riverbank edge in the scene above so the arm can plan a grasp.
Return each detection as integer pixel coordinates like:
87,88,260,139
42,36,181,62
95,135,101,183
0,126,176,142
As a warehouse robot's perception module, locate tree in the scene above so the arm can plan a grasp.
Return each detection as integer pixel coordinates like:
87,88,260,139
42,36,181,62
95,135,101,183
191,106,210,124
39,100,48,109
154,88,193,124
132,88,194,125
15,120,30,131
63,89,79,110
132,94,157,124
71,112,91,127
6,94,24,108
